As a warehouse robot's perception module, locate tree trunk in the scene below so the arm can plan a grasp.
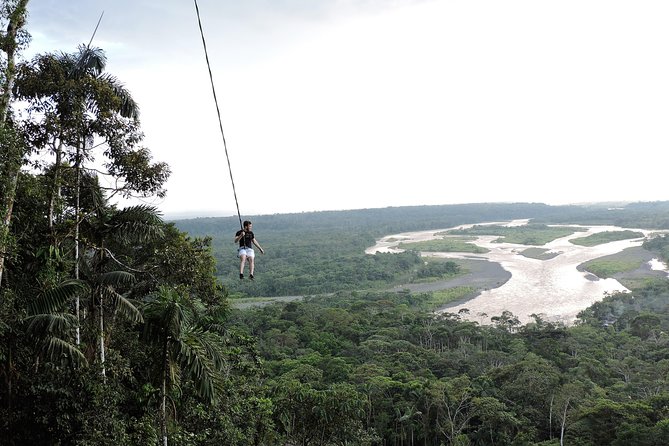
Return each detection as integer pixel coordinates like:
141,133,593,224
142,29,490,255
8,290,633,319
99,293,105,381
48,139,64,230
74,142,81,344
0,0,28,122
0,157,19,288
549,394,554,440
161,338,169,446
98,241,106,381
560,398,570,446
0,0,30,290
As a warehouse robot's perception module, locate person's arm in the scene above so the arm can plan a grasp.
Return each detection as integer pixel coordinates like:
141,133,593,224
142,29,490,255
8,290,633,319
234,231,244,243
253,238,264,254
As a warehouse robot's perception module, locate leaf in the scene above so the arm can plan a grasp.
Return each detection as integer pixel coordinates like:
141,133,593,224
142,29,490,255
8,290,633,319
26,312,77,336
28,279,88,316
105,287,143,323
98,270,135,288
178,327,225,403
43,336,87,367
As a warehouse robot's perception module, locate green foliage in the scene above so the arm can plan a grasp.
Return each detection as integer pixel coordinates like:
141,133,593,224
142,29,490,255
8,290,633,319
416,258,461,280
8,40,669,446
519,247,560,260
643,233,669,263
14,44,170,199
580,259,643,279
1,162,258,444
227,275,669,445
399,237,489,253
429,286,475,308
447,223,585,245
570,230,645,247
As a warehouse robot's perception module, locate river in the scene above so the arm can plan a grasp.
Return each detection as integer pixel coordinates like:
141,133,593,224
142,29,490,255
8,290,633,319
366,220,665,325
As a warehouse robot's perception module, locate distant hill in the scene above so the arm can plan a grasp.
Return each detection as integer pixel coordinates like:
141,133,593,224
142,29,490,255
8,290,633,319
173,201,669,238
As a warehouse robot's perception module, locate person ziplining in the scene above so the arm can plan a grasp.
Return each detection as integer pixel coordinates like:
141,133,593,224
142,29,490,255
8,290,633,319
194,0,267,279
234,220,264,280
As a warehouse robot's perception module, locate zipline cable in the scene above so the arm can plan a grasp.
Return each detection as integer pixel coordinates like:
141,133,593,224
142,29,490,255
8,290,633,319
86,11,104,49
193,0,244,230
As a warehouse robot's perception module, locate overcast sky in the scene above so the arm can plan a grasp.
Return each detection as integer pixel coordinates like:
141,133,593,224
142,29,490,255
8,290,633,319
24,0,669,218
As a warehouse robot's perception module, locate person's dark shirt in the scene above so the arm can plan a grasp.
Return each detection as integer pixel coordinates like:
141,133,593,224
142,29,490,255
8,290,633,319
236,230,254,248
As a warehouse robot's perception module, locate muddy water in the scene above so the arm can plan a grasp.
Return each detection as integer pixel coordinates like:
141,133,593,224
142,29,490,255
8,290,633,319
366,221,656,325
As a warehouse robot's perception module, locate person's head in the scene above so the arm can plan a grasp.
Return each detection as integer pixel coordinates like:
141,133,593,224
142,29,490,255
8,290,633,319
243,220,252,230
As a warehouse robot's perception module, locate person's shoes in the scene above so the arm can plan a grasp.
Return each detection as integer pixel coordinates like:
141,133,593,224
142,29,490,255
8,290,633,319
250,274,254,280
239,273,244,280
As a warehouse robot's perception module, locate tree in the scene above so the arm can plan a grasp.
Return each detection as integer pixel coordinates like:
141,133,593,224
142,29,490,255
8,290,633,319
3,278,87,413
15,44,168,208
431,375,476,445
490,353,561,440
0,0,30,290
25,278,88,367
491,310,521,332
554,381,593,446
79,202,163,374
270,376,372,445
14,44,168,344
469,396,521,444
141,286,227,446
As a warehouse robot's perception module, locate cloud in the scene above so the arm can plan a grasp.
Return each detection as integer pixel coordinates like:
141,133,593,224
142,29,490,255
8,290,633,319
23,0,669,216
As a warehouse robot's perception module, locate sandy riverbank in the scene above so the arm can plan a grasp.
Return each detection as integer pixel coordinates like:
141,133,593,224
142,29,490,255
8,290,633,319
367,221,663,325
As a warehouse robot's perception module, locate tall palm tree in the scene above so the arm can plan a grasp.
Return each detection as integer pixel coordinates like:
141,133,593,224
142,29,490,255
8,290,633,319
2,278,86,416
141,286,227,446
78,204,163,378
77,258,139,380
14,44,141,345
25,279,88,366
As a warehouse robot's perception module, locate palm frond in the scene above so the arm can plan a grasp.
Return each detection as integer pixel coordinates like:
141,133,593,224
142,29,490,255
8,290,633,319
25,309,86,368
42,336,87,367
26,312,78,336
115,204,162,222
110,205,164,244
163,298,188,338
74,45,107,76
104,288,143,323
28,279,89,316
178,327,226,403
141,288,188,342
98,270,135,288
96,72,139,119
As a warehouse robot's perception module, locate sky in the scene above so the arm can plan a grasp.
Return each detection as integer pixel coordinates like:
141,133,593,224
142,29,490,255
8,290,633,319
23,0,669,218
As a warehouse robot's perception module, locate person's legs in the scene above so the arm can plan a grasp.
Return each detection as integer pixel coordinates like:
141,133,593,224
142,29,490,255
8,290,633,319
239,251,247,278
247,249,256,279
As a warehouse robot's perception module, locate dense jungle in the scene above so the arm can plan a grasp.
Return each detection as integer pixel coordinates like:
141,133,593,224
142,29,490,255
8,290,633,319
3,2,669,445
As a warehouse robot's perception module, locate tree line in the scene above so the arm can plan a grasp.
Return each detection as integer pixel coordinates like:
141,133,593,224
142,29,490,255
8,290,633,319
3,3,669,444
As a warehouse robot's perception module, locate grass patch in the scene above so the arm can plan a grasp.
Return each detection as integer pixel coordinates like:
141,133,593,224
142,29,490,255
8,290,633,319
570,230,644,247
428,286,476,308
580,259,644,279
399,237,489,253
447,224,585,246
519,247,561,260
619,277,665,291
230,295,306,310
